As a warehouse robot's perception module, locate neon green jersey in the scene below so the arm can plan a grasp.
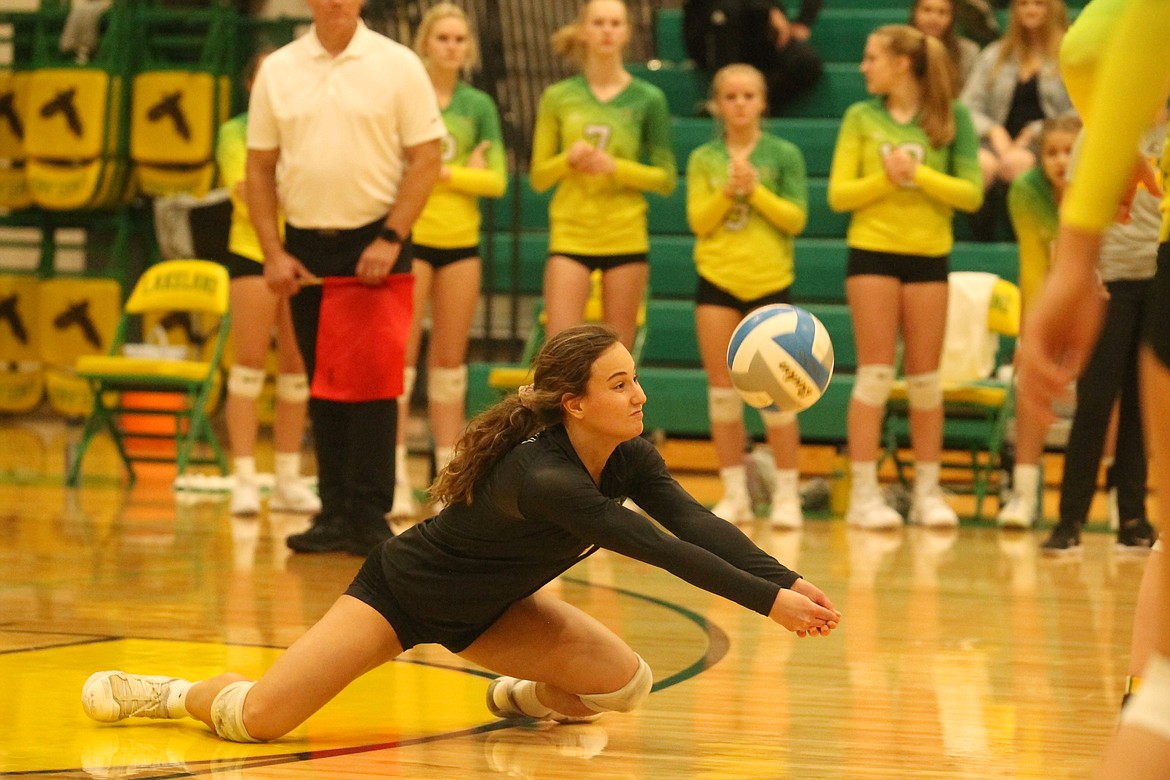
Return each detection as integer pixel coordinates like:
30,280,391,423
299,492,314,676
1058,0,1170,234
687,134,807,300
1007,167,1059,312
216,113,268,262
828,98,982,257
530,75,676,255
414,82,507,249
1160,124,1170,243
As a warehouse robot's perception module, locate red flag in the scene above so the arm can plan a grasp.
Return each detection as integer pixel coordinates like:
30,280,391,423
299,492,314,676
310,274,414,401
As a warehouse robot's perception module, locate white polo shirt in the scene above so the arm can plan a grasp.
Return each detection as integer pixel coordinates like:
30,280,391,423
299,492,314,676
247,21,444,229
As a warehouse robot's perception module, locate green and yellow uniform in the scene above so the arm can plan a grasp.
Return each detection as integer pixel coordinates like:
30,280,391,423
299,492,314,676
1058,0,1170,234
687,134,808,300
1161,124,1170,245
216,113,273,262
1007,167,1059,312
414,82,507,249
530,75,676,255
828,98,982,256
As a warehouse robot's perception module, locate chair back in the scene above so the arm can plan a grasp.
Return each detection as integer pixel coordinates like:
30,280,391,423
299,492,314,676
986,278,1021,338
125,259,229,316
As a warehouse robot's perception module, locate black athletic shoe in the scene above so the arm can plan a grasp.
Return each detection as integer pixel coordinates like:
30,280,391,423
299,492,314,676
286,515,350,554
343,522,395,557
1040,523,1082,556
1116,518,1157,553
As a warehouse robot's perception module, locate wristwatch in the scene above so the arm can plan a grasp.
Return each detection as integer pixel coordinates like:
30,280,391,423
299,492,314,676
379,226,403,244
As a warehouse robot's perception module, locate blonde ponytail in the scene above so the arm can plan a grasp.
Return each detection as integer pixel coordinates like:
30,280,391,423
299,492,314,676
875,24,956,148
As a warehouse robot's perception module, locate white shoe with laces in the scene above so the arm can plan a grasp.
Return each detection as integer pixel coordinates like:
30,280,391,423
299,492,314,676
769,491,803,529
82,671,191,723
269,480,322,514
846,484,903,529
996,493,1035,529
229,480,260,516
711,495,754,524
909,491,959,527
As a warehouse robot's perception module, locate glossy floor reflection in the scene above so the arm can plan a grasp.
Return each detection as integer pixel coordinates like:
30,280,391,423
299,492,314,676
0,419,1148,779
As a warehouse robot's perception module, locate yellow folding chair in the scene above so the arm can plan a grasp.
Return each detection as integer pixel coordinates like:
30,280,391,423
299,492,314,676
66,259,230,486
883,273,1021,519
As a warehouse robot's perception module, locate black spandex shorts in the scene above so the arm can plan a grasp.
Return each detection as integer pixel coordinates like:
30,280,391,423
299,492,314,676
220,252,264,280
1146,242,1170,370
845,247,950,284
413,243,480,270
344,547,492,653
555,251,648,272
695,276,791,315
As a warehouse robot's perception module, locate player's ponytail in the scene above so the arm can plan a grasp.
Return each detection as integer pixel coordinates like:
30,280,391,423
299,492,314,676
430,324,622,507
875,24,957,148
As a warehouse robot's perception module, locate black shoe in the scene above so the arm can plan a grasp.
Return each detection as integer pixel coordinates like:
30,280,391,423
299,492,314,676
343,521,394,557
1117,518,1157,553
286,516,350,554
1041,523,1082,556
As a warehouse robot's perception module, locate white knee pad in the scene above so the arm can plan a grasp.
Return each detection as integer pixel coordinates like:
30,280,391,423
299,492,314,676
275,373,309,403
401,366,417,403
851,365,895,407
1121,652,1170,741
427,365,467,404
905,371,942,410
210,681,262,743
227,365,265,399
708,386,743,424
760,408,797,427
578,656,653,714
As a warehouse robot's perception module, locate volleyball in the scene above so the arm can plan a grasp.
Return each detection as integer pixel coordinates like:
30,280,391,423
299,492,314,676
726,304,834,413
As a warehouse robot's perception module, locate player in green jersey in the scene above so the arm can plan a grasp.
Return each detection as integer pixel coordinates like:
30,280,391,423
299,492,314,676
216,49,320,519
391,3,508,521
687,63,809,528
827,24,982,530
531,0,676,350
996,115,1077,529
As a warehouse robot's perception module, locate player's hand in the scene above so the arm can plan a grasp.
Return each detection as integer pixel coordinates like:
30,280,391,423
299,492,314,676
356,237,402,286
882,148,916,186
264,249,314,296
769,587,840,637
466,140,491,169
567,140,595,169
790,577,840,616
769,8,792,48
1016,225,1106,427
576,147,616,175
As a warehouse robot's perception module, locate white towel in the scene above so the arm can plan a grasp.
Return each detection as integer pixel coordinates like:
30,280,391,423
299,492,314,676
940,271,1000,383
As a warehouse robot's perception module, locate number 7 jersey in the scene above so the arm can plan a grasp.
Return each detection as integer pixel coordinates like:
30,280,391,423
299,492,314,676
530,74,676,255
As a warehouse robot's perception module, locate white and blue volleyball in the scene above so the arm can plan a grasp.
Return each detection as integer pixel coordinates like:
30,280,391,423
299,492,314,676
726,304,834,412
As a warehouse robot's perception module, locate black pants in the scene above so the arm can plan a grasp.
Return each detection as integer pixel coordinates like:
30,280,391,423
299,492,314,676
1058,278,1151,526
285,219,413,527
683,0,823,113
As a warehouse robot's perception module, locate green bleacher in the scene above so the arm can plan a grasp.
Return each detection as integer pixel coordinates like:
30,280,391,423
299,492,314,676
470,4,1035,443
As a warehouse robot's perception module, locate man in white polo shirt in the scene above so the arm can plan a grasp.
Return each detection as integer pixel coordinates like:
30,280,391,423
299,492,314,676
246,0,443,556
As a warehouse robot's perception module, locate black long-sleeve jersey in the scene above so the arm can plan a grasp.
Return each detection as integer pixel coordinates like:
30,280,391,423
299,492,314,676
353,425,799,651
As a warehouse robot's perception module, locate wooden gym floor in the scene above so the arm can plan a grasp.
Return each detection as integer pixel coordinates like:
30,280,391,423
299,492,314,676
0,416,1151,779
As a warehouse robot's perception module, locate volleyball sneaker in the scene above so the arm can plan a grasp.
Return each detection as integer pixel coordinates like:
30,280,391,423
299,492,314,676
82,671,192,723
269,480,322,514
846,482,902,529
229,480,260,516
908,490,959,528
